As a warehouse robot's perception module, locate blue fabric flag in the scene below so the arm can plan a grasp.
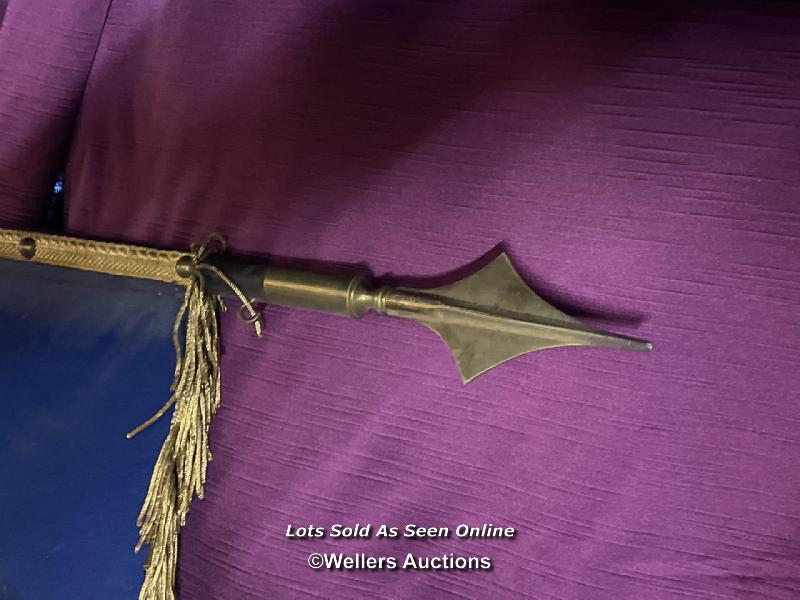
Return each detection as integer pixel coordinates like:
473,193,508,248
0,259,182,599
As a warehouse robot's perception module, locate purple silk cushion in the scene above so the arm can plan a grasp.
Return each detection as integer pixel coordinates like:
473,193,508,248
4,2,800,598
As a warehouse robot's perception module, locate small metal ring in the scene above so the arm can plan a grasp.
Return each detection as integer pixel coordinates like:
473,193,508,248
19,237,36,259
175,255,196,279
206,233,226,253
237,302,260,324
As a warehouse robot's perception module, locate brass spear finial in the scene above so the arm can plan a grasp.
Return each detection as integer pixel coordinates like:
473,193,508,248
199,251,652,383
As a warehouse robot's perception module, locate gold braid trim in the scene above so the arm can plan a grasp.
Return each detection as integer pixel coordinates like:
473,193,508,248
0,227,261,600
0,228,187,284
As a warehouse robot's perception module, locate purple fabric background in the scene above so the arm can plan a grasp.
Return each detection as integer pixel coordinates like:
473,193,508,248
2,2,800,598
0,0,111,225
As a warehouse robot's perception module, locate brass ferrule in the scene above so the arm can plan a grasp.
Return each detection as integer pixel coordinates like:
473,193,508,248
259,266,393,319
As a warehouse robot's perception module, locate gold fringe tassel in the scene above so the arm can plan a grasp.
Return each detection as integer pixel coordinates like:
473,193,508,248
127,236,260,600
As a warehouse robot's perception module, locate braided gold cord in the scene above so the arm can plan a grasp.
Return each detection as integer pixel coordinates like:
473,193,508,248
0,228,188,285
